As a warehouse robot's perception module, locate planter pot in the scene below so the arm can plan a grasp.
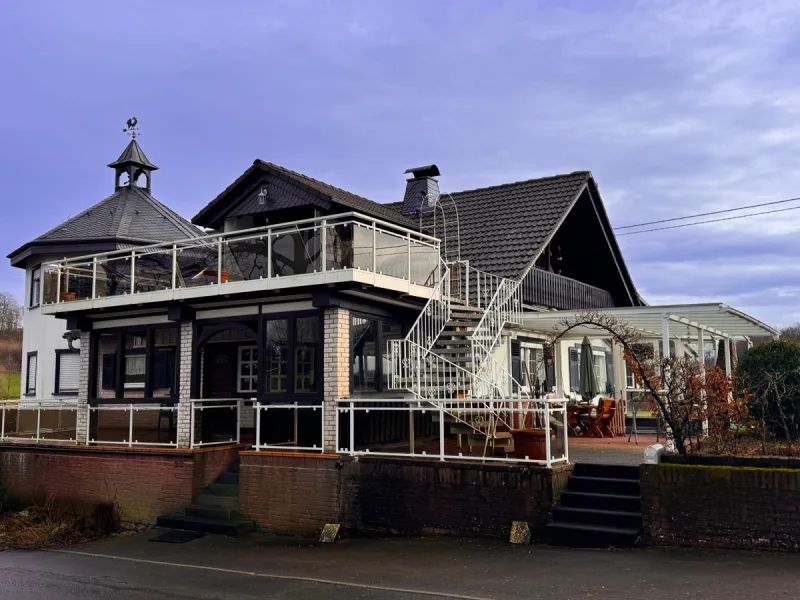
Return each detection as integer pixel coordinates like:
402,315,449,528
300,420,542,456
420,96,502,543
511,428,554,460
60,292,77,302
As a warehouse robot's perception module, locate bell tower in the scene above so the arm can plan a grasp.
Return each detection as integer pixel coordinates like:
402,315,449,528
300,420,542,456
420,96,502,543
107,117,159,192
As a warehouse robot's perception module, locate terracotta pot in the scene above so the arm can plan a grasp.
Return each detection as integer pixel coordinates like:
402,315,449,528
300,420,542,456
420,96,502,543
60,292,77,301
511,428,554,460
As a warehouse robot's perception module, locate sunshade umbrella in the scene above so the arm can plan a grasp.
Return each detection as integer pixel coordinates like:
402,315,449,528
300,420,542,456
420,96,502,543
578,336,599,402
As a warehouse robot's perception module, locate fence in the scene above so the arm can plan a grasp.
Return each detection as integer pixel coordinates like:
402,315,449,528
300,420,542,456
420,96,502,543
0,401,78,443
190,399,241,448
254,402,324,452
88,403,178,447
522,267,615,310
335,398,569,467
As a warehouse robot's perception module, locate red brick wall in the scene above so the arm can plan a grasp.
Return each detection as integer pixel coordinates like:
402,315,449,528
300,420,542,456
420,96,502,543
0,445,240,523
239,452,341,535
239,452,572,538
641,463,800,552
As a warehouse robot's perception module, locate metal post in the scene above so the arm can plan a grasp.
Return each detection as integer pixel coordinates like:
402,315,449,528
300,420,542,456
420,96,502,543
36,407,41,443
698,327,708,434
562,402,569,463
372,222,377,274
128,405,134,447
661,313,671,358
476,272,481,309
321,221,327,273
1,406,5,439
724,337,733,376
407,233,411,282
255,402,261,451
190,401,195,449
91,257,97,299
171,244,177,289
236,400,241,444
409,403,415,455
56,265,62,304
86,407,91,445
130,251,136,294
217,237,223,285
465,261,470,306
267,229,273,279
293,402,299,445
545,403,552,468
349,401,355,453
438,405,445,461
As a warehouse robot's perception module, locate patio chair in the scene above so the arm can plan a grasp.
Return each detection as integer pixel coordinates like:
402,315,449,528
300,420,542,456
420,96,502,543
597,399,617,437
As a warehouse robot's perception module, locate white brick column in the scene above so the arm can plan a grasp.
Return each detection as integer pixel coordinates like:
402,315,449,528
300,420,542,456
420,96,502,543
323,308,350,453
76,331,91,443
177,321,194,448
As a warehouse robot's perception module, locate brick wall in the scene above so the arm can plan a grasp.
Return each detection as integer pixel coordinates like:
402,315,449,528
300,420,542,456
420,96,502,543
177,321,193,447
239,452,572,538
0,444,238,523
641,463,800,551
322,309,350,452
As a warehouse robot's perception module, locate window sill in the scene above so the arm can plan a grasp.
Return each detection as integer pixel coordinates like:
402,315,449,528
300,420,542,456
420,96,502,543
53,391,79,397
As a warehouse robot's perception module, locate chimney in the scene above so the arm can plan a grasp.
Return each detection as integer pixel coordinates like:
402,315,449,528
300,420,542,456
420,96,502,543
401,164,440,215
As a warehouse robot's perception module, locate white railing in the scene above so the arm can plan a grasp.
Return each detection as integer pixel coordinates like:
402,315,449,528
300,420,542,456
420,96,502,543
41,212,441,308
403,258,450,354
254,402,324,452
0,401,79,444
470,277,525,398
449,260,504,308
88,403,178,447
190,398,241,448
335,398,569,467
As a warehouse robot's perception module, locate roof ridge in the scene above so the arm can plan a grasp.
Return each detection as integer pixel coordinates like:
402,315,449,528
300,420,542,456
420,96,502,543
446,171,591,197
32,190,122,242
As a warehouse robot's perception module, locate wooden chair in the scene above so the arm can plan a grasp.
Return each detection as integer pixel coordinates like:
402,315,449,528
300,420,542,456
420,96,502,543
596,399,617,438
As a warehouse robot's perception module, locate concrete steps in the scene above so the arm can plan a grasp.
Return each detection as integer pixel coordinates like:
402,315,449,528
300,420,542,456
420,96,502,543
156,458,253,538
547,463,642,548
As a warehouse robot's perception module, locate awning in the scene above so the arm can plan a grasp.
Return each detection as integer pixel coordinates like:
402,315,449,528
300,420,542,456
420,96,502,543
521,303,778,340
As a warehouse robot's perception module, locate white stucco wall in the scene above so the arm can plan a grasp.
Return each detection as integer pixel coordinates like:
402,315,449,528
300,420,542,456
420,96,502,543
19,255,76,401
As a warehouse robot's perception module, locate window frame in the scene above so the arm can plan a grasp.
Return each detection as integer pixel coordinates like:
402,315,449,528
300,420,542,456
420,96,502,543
25,351,38,396
54,348,80,396
237,345,259,394
349,313,405,395
30,266,41,308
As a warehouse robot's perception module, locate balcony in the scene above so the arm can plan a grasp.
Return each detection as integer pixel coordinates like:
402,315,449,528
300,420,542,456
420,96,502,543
522,268,615,310
41,213,441,314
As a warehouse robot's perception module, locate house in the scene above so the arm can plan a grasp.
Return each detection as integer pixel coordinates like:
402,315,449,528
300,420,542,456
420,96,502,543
1,133,776,536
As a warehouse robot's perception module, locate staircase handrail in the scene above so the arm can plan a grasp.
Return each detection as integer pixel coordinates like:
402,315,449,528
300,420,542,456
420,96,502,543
403,258,451,352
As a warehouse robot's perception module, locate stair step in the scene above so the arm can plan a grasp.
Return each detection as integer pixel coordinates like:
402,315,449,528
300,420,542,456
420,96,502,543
156,513,254,537
195,493,239,509
217,471,239,485
552,506,642,530
572,463,640,480
546,521,640,548
567,476,641,496
559,490,642,513
209,483,239,497
185,504,241,521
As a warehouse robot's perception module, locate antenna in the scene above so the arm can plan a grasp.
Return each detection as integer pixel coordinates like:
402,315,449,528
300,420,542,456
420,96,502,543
123,117,140,139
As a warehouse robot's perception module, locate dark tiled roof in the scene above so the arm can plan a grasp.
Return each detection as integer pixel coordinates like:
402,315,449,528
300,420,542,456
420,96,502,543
8,186,200,261
192,160,417,229
107,139,158,170
426,172,590,279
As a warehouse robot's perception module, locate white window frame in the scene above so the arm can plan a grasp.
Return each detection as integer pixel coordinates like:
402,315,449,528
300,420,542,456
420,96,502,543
26,352,38,395
30,267,41,308
520,342,546,394
237,345,258,393
55,350,80,395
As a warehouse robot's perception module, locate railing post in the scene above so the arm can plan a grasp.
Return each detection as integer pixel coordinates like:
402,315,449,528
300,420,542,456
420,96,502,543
562,401,569,463
267,229,273,279
438,404,445,461
130,251,136,294
349,401,355,454
255,402,261,451
1,406,5,439
321,221,327,273
128,405,134,447
190,401,195,449
465,261,470,306
372,222,377,274
56,265,62,304
91,257,97,299
545,402,552,468
36,407,41,443
217,237,223,285
236,400,241,444
406,233,411,282
171,244,177,289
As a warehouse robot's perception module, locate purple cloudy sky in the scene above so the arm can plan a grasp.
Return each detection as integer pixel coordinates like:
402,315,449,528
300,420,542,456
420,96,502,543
2,1,799,327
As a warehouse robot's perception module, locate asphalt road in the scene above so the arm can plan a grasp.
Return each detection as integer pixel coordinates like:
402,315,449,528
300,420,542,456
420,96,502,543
1,531,800,600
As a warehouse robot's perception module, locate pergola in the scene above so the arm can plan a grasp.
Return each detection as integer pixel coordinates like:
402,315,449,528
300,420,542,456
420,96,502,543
521,303,778,380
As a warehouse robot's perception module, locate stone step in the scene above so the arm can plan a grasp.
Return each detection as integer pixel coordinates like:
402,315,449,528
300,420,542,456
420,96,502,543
559,490,642,513
552,506,642,531
184,504,242,521
209,483,239,497
156,513,254,537
566,476,641,496
572,463,640,481
195,493,239,509
546,521,640,548
216,471,239,485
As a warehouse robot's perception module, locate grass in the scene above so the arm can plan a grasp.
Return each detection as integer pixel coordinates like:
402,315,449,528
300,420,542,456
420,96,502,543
0,372,20,400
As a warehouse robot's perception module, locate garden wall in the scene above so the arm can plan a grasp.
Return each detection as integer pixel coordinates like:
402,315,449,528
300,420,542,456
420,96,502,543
239,451,573,538
0,444,242,523
641,462,800,551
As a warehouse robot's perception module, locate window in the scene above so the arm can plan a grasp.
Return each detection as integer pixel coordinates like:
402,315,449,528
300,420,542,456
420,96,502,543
265,319,288,393
26,352,37,395
351,316,401,393
30,268,41,307
238,346,258,393
123,332,146,389
56,350,80,394
295,317,319,393
521,345,547,395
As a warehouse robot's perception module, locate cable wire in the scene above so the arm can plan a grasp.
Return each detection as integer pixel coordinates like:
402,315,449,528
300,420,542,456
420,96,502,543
615,196,800,230
615,205,800,236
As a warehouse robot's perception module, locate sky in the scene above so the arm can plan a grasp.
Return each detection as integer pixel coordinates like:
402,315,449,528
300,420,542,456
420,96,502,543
1,0,799,327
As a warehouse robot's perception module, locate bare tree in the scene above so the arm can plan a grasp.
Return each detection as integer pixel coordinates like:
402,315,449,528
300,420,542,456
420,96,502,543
0,291,22,335
780,323,800,344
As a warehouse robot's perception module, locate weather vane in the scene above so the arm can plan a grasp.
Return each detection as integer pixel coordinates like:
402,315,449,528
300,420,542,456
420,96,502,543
123,117,139,139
